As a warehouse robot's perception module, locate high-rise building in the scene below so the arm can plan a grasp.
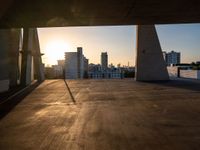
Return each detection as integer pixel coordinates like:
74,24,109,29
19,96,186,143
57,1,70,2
77,47,85,78
64,47,88,79
83,57,89,78
163,50,181,66
101,52,108,71
65,52,78,79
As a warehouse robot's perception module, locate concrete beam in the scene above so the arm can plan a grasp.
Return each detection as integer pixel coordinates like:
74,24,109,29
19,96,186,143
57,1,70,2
135,25,169,81
0,0,200,27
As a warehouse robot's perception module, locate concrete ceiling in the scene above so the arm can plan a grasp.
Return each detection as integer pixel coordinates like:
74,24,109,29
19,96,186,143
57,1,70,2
0,0,200,28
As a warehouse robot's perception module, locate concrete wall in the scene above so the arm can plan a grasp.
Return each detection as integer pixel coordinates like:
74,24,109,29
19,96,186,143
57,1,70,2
168,66,200,80
180,70,199,79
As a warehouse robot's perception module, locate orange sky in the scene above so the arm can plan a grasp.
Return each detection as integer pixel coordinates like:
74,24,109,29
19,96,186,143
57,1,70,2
38,24,200,66
38,26,135,66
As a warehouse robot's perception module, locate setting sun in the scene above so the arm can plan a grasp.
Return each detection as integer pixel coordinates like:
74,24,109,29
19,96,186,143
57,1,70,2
44,39,70,65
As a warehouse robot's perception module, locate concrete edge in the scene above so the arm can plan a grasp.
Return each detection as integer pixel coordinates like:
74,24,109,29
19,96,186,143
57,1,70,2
0,81,43,120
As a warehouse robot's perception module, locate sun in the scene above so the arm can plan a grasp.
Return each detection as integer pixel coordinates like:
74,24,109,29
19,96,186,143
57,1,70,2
44,40,69,65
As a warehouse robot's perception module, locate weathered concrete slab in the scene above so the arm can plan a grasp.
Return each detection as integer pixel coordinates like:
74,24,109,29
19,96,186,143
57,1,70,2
0,79,200,150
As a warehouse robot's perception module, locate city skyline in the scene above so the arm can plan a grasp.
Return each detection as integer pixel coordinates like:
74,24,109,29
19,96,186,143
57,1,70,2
38,24,200,66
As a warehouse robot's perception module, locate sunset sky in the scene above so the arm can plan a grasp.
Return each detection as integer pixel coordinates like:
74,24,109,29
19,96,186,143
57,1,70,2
38,24,200,66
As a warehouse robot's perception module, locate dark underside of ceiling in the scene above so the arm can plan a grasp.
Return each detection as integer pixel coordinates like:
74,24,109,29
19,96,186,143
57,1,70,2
0,0,200,28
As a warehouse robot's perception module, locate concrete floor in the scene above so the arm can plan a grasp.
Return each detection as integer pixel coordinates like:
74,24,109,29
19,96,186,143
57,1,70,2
0,79,200,150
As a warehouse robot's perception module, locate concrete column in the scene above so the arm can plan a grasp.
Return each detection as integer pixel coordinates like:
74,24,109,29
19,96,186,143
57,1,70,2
30,28,45,82
0,29,20,92
20,28,32,86
8,29,21,87
0,30,10,92
135,25,169,81
20,28,45,86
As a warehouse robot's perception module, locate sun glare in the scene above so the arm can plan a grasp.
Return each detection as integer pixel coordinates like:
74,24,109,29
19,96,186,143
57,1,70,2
44,40,69,65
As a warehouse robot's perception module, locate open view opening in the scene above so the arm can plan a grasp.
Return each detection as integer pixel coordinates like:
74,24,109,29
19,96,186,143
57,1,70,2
1,24,200,93
1,1,200,149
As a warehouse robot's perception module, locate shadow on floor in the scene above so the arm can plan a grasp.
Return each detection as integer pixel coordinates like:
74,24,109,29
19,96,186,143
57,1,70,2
0,82,42,120
148,78,200,92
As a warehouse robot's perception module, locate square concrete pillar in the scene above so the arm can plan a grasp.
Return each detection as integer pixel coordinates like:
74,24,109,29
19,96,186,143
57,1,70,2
31,28,45,82
20,28,32,86
135,25,169,81
0,29,20,92
8,29,21,87
20,28,44,86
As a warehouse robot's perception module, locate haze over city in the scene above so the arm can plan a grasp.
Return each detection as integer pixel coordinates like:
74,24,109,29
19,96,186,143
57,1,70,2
38,24,200,66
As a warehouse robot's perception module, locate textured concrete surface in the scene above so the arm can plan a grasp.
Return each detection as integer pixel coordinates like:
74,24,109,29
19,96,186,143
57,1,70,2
0,0,200,27
0,79,200,150
136,25,169,81
0,29,20,92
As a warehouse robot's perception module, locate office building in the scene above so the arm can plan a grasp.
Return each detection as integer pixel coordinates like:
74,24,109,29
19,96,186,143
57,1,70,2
64,47,88,79
163,50,181,66
83,57,89,78
65,52,79,79
101,52,108,71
